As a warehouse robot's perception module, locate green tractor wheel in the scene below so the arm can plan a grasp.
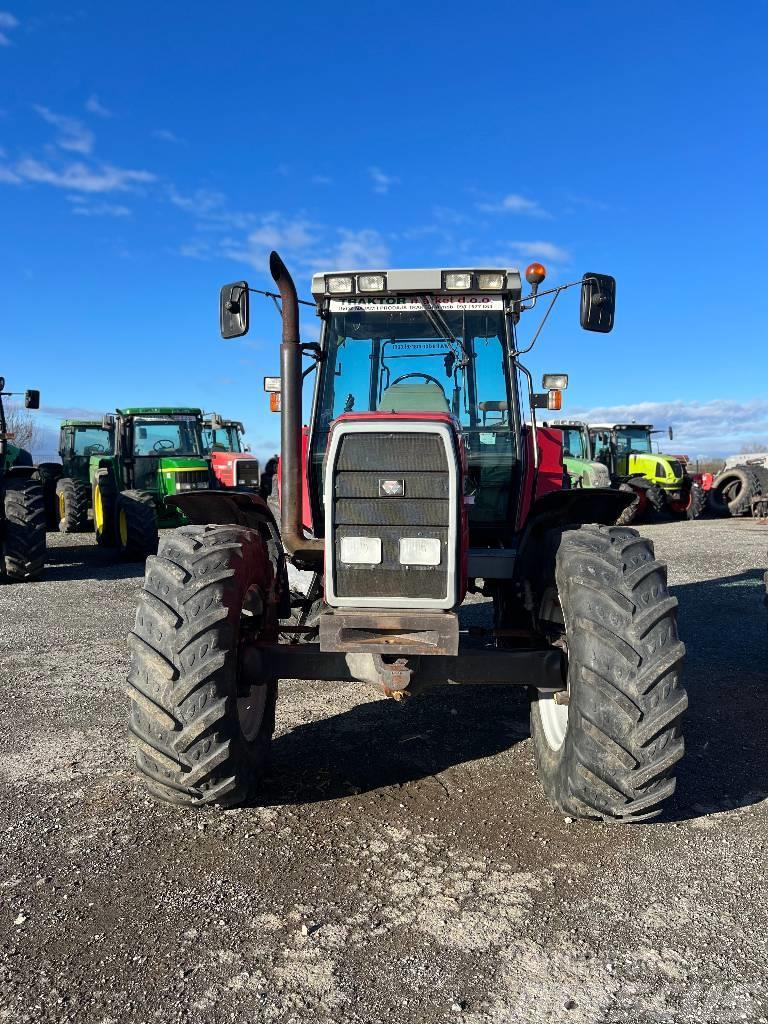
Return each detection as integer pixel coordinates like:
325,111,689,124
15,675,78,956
2,478,46,581
34,463,63,530
93,475,117,546
56,477,90,532
115,489,158,559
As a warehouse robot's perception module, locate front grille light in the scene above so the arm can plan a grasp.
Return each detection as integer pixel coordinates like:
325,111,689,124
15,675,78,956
399,537,441,566
176,480,209,491
340,536,382,564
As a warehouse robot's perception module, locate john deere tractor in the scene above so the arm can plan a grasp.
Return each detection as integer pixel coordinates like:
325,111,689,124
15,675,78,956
0,378,46,581
89,407,213,558
35,420,115,531
125,253,687,823
589,423,706,520
546,419,611,489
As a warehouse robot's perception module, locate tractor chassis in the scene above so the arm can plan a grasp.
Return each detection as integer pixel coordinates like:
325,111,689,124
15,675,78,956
243,640,564,699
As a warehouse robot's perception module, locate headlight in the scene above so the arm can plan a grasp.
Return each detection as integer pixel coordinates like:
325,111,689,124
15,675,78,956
327,275,354,294
399,537,441,566
477,272,505,290
339,536,382,564
357,273,385,292
444,272,472,290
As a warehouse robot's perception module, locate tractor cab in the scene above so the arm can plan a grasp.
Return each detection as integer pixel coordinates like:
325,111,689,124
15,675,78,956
202,415,261,491
589,423,686,488
59,420,114,484
545,419,610,489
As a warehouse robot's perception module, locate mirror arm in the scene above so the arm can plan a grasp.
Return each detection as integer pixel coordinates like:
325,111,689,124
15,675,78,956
513,288,564,357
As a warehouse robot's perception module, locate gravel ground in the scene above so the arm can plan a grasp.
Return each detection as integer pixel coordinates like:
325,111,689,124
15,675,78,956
0,520,766,1024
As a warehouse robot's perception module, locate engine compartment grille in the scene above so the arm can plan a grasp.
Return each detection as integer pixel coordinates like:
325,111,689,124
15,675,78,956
327,428,457,608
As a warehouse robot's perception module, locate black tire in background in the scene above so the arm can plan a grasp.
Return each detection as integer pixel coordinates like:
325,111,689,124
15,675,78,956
56,477,90,532
684,482,708,521
644,483,667,519
2,478,46,581
115,489,158,559
34,463,63,530
530,524,687,822
709,465,764,517
93,473,117,546
615,483,641,525
127,524,277,807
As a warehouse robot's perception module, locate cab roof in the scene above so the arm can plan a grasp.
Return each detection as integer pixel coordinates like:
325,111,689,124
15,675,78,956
311,267,523,301
204,418,244,432
589,422,654,432
61,419,106,428
116,407,202,417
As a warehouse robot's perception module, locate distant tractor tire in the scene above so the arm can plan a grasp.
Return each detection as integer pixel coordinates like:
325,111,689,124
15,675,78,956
615,483,641,525
56,477,90,533
93,474,118,546
669,482,707,521
34,463,63,530
530,524,687,822
127,524,277,807
709,465,764,517
645,483,667,519
115,489,159,559
2,478,46,581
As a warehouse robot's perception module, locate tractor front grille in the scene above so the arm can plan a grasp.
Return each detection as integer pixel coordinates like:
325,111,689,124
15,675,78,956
169,468,210,491
325,425,459,609
235,458,261,488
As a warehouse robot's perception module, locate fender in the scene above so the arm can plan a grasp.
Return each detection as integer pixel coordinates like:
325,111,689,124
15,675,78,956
4,465,36,480
168,489,290,617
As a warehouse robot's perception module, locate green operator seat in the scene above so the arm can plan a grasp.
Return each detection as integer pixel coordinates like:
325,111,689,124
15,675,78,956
378,380,450,413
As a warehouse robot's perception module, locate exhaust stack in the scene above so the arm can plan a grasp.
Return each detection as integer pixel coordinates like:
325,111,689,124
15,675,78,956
269,251,323,564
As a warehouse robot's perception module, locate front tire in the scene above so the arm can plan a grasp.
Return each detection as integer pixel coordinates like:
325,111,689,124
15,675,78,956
34,463,63,530
127,525,278,807
531,525,687,821
115,489,158,559
93,474,117,546
2,478,46,581
56,477,91,532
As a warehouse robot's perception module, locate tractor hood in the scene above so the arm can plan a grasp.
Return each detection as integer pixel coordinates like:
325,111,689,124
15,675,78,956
155,457,211,496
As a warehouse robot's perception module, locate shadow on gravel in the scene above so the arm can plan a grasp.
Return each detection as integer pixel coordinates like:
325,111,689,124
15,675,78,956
670,568,768,820
261,684,529,805
42,542,146,582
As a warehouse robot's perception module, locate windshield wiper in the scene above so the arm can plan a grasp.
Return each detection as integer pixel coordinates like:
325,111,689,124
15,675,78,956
417,295,465,361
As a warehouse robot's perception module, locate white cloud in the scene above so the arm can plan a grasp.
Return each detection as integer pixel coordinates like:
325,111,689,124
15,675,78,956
478,193,551,218
0,10,18,46
369,166,400,194
474,241,571,267
153,128,185,144
328,228,389,268
9,158,155,193
569,398,768,458
34,105,94,154
70,200,131,217
0,164,20,183
85,94,111,118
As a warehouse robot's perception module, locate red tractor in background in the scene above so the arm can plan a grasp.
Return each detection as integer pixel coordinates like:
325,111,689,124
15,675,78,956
202,413,262,492
127,254,686,823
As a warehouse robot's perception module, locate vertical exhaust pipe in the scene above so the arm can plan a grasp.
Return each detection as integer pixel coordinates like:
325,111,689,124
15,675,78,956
269,251,323,563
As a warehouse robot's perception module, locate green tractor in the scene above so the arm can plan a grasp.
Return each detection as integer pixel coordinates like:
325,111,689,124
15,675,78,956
0,378,46,581
589,422,706,521
88,407,213,558
547,419,612,489
35,420,115,531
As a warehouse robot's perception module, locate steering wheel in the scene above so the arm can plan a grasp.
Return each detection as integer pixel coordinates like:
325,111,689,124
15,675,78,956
153,439,175,451
84,443,105,455
390,372,446,390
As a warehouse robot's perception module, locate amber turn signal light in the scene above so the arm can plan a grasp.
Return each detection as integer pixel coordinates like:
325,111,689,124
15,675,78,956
269,393,281,413
525,262,547,286
547,390,562,411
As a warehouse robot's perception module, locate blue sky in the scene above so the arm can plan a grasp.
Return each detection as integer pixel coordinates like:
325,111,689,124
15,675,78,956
1,2,766,461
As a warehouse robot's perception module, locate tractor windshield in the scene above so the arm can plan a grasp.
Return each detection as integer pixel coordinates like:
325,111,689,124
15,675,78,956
561,427,589,460
615,426,653,454
312,300,520,531
72,425,112,456
203,425,241,453
131,416,203,457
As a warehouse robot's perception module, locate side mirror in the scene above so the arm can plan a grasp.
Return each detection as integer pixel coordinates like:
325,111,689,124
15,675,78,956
668,426,674,441
220,281,249,339
542,373,568,391
580,273,616,333
101,414,115,431
24,389,40,410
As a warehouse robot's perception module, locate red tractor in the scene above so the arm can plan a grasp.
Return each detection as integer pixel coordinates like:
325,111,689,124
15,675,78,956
127,255,686,822
202,414,262,492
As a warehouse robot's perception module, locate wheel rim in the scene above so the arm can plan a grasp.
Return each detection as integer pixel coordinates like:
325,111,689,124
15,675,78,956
237,684,268,742
538,586,570,751
58,491,66,519
539,694,569,750
94,485,103,532
119,509,128,547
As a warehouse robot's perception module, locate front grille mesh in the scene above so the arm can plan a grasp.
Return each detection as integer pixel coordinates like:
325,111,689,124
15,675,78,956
332,431,452,602
171,469,209,485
